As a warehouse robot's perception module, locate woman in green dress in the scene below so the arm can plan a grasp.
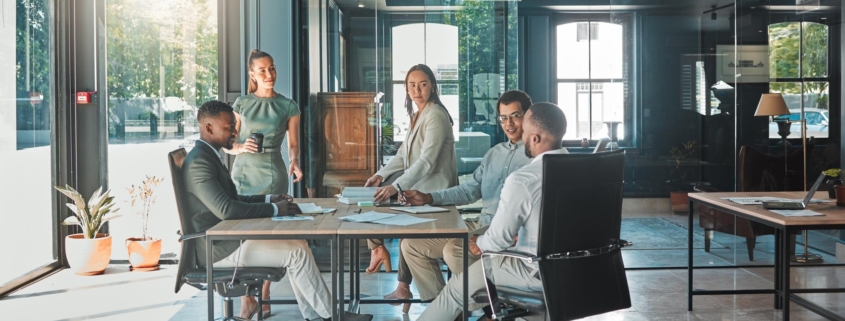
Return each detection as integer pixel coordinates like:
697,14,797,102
222,49,303,319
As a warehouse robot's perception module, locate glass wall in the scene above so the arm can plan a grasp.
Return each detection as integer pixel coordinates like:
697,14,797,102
105,0,218,260
308,0,518,199
0,0,56,286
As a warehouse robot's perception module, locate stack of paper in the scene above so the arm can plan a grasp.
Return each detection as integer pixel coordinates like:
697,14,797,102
390,205,449,214
297,203,323,214
339,211,437,226
337,187,378,204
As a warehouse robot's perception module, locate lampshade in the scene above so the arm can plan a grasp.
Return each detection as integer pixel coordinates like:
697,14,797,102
754,93,790,117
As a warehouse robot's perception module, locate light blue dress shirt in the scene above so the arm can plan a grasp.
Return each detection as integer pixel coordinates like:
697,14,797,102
429,140,531,226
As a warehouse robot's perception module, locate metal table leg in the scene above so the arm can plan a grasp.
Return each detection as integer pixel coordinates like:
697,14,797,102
782,227,791,320
207,236,214,321
463,235,469,321
687,198,694,311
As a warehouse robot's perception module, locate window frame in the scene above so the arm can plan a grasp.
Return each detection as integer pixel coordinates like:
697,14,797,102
768,21,830,141
552,13,634,147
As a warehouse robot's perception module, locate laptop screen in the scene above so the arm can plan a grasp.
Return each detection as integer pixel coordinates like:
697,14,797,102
803,173,827,205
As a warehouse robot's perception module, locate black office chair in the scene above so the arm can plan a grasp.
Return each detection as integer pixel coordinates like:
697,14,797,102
169,148,287,321
473,150,632,321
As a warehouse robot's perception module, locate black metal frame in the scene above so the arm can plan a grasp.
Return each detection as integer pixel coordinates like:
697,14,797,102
337,232,470,321
205,233,339,321
687,197,845,321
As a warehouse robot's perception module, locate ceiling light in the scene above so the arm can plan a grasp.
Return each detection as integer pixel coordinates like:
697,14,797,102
358,2,364,7
711,12,717,20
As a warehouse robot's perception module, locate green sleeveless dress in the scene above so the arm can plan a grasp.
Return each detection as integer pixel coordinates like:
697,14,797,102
231,93,301,195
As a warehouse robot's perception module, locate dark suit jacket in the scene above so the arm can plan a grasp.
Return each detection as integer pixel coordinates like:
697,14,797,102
183,141,274,265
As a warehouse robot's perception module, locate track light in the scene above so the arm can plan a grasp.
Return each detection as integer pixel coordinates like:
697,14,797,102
711,11,717,20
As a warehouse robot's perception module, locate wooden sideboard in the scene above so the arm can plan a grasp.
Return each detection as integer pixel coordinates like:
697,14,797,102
314,92,378,197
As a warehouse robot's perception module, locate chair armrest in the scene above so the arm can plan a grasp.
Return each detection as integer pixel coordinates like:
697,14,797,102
177,230,206,242
481,250,541,263
545,239,630,260
693,185,720,193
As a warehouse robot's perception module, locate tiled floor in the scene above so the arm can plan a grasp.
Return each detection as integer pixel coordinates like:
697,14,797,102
3,210,843,321
2,262,844,321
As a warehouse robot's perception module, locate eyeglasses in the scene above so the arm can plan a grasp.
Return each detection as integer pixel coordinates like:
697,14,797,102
497,112,524,122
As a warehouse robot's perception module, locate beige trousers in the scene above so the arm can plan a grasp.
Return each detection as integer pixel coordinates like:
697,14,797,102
400,220,480,300
215,239,332,320
417,256,543,321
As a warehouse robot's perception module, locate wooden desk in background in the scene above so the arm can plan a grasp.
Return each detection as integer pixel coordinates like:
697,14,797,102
688,192,845,321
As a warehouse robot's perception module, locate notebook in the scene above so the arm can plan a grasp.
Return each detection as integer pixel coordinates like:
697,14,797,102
337,187,378,204
297,203,323,214
390,206,449,214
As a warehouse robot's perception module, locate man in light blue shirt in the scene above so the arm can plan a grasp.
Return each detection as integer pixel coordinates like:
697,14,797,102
380,90,534,308
419,102,569,320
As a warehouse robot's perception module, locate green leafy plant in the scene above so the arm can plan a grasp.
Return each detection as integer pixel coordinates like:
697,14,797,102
667,141,697,191
822,168,842,179
55,185,120,239
127,175,164,240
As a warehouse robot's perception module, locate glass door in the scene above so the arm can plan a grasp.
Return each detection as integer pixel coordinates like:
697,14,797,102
0,0,59,292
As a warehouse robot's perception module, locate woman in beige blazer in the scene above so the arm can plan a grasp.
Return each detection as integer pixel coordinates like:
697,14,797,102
363,64,458,293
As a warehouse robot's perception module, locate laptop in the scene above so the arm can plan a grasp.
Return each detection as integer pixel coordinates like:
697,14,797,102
761,173,827,210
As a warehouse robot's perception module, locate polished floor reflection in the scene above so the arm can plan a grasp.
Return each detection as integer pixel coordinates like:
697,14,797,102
1,262,843,320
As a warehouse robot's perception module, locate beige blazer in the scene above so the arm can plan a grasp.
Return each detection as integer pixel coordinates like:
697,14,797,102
377,102,458,192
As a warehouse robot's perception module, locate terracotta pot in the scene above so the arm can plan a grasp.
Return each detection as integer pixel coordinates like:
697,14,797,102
669,191,690,214
835,185,845,207
65,233,112,276
126,238,162,271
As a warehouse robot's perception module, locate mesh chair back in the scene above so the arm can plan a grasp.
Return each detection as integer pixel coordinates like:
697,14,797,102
169,148,196,293
538,150,631,320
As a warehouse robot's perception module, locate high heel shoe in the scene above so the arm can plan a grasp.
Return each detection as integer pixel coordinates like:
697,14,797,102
365,246,392,274
239,298,260,320
384,285,412,314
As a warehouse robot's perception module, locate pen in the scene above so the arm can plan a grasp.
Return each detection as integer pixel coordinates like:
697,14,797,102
396,184,407,204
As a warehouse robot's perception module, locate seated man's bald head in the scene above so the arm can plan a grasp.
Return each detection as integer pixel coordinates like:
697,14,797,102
526,102,566,141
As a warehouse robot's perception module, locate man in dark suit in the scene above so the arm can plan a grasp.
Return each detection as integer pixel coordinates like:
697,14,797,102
183,100,371,321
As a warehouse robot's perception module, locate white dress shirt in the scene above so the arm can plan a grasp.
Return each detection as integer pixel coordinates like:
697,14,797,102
197,139,278,216
476,148,570,267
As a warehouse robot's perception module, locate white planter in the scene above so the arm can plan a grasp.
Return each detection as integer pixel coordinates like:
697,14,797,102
126,238,162,271
65,233,112,276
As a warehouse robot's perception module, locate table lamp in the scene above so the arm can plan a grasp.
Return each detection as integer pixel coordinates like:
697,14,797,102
754,93,820,263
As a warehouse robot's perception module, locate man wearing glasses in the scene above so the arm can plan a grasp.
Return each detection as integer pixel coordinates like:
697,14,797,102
386,90,533,314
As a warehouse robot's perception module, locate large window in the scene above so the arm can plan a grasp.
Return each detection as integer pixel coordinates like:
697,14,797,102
105,0,218,260
391,23,460,142
1,0,57,288
768,22,829,139
556,18,629,142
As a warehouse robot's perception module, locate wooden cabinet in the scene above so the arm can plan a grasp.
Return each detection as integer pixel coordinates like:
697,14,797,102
314,92,377,197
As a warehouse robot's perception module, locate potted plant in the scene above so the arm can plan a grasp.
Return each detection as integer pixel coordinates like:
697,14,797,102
125,175,164,271
56,185,120,275
821,168,842,199
667,141,697,213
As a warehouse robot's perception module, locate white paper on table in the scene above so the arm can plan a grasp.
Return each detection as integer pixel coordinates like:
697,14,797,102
297,203,323,214
722,197,783,205
769,210,824,217
322,208,337,214
372,214,437,226
339,211,398,223
271,215,315,221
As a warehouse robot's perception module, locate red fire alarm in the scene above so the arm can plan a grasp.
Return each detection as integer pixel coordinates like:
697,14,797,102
76,91,94,104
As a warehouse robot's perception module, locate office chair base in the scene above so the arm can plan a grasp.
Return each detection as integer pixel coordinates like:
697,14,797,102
791,253,823,263
492,306,531,320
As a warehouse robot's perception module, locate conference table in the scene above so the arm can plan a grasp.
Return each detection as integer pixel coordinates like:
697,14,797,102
204,198,470,321
687,192,845,321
